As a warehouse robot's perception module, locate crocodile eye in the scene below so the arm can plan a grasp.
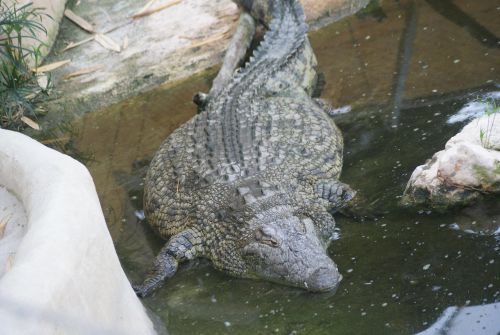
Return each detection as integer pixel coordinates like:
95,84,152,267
298,217,314,234
297,221,307,234
260,237,279,248
255,228,280,247
266,238,279,247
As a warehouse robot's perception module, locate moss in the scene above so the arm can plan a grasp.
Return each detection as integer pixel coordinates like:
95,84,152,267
494,160,500,175
473,164,491,184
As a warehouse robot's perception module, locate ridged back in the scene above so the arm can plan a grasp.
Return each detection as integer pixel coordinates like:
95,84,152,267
198,1,309,171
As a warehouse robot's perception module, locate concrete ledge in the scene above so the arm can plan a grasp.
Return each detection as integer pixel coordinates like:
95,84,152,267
0,129,155,335
39,0,369,126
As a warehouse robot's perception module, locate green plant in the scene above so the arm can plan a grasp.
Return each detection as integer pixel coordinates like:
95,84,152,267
479,99,498,149
0,0,50,129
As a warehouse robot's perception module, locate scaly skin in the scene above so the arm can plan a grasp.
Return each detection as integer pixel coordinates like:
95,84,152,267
134,0,355,297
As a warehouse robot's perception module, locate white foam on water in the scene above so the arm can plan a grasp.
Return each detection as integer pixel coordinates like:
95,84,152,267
447,91,500,124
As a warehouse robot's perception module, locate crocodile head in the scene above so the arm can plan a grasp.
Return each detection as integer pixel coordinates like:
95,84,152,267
241,206,341,292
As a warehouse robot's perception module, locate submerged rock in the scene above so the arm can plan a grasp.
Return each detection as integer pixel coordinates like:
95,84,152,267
403,114,500,210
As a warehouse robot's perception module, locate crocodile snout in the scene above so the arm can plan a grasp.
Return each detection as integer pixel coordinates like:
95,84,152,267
305,265,342,292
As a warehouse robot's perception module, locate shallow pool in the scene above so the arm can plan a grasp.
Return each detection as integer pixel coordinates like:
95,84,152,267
37,0,500,334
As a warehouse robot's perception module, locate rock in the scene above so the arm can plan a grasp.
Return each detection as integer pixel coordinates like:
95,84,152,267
0,130,155,335
0,187,27,278
403,114,500,209
416,303,500,335
5,0,68,65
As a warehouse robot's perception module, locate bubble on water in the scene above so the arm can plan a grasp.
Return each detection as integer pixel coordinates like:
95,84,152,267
224,321,231,327
432,285,441,292
331,228,341,241
331,105,352,115
381,302,388,307
134,210,145,220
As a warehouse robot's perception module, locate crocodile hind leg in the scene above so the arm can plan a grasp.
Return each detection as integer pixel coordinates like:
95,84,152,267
133,229,203,297
193,12,256,107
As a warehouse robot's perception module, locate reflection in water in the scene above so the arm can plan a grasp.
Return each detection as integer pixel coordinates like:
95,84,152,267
425,0,500,49
391,1,417,126
40,0,500,334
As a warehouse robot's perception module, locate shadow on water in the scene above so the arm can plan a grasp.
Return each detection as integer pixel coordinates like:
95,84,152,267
36,0,499,334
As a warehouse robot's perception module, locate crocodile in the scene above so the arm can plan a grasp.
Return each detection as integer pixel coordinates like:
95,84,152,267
134,0,355,297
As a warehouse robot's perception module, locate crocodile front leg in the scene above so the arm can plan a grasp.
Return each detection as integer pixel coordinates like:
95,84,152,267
315,179,356,211
133,229,203,297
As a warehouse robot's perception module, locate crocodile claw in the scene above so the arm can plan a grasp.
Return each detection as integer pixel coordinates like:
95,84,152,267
132,284,147,298
193,92,208,107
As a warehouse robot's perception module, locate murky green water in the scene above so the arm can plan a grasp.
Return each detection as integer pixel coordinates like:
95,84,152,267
37,0,499,334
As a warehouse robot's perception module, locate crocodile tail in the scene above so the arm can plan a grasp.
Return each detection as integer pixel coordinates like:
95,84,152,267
233,0,306,27
233,0,308,70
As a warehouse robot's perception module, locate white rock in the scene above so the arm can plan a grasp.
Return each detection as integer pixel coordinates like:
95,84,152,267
447,114,500,150
0,186,28,278
0,129,155,335
404,114,500,208
416,303,500,335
